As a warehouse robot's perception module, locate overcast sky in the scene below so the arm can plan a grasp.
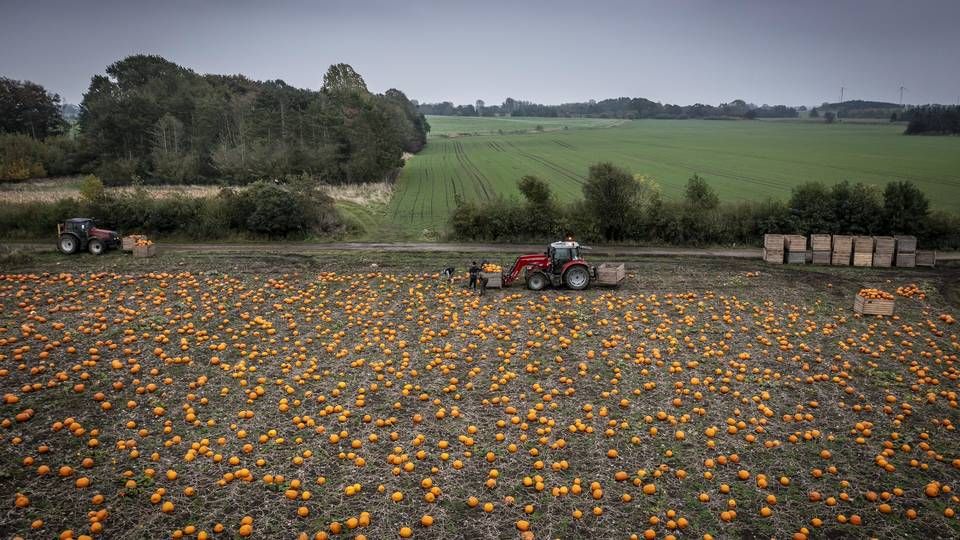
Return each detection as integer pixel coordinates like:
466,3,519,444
2,0,959,107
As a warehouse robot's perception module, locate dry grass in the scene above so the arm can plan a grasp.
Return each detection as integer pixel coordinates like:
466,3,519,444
319,181,394,206
1,254,958,539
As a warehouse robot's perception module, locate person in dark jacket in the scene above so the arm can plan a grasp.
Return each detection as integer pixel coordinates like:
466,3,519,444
468,261,480,290
478,273,488,296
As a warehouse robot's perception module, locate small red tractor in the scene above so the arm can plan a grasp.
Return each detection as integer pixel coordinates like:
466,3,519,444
499,240,624,291
57,218,121,255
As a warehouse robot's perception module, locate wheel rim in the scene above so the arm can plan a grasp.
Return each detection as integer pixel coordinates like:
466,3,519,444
60,238,75,252
529,275,545,290
90,242,102,254
567,268,588,288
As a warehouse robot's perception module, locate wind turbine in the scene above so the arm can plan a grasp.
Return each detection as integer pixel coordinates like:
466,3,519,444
899,85,907,108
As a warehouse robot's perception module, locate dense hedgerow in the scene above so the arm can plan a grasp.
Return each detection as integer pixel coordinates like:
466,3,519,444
449,164,960,249
0,178,342,240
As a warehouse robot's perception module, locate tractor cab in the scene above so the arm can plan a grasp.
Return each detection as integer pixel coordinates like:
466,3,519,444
548,241,583,273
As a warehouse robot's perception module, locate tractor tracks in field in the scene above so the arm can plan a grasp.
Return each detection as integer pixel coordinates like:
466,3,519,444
505,141,585,188
453,141,494,201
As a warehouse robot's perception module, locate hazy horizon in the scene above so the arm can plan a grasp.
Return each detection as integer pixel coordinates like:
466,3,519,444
2,0,959,108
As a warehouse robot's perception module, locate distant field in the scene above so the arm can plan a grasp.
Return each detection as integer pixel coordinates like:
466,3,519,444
386,118,960,238
426,115,622,136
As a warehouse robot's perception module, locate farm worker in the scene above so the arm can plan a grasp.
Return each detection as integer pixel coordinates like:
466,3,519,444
478,273,488,296
468,261,480,290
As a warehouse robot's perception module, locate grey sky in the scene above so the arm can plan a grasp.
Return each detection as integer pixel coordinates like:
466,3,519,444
2,0,959,107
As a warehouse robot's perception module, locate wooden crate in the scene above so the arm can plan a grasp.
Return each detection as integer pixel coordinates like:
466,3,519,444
133,244,156,258
810,234,832,251
915,250,936,267
596,263,625,285
785,235,807,251
479,272,502,288
873,236,895,255
762,248,784,264
811,251,831,265
852,252,873,267
853,236,874,253
872,253,893,267
894,235,917,253
831,252,851,266
896,252,916,267
832,235,853,253
122,235,147,251
763,234,785,250
854,295,895,316
786,251,808,264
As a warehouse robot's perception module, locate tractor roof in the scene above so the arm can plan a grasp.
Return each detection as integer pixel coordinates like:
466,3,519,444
550,241,580,249
65,218,93,224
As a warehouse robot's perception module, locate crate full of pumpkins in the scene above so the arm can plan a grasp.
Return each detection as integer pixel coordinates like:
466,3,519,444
132,237,156,258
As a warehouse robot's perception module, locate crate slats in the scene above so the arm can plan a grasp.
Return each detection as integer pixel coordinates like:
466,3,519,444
873,236,895,255
762,248,784,264
479,272,503,288
915,250,936,267
786,251,808,264
810,234,832,251
832,235,853,253
896,252,916,267
854,295,895,316
894,235,917,253
811,251,831,265
763,234,785,250
831,252,852,266
873,253,893,267
853,236,874,253
785,235,807,251
852,252,873,267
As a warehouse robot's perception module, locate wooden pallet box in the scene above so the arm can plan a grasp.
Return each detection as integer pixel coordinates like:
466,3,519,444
122,235,147,251
915,250,936,267
132,244,156,258
763,234,785,250
479,272,503,288
896,252,916,267
596,263,626,285
853,236,874,253
811,251,831,265
873,236,895,255
831,252,852,266
852,252,873,267
854,295,895,316
785,234,807,251
832,235,854,253
894,235,917,253
762,248,784,264
873,253,893,267
810,234,832,251
786,250,808,264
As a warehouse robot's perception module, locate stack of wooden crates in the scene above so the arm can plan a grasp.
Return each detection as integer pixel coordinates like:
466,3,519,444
895,235,917,267
785,235,808,264
763,234,785,264
810,234,832,265
853,236,874,267
872,236,895,267
831,235,853,266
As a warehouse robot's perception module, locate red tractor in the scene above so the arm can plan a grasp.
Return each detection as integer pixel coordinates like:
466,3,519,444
500,240,624,291
57,218,121,255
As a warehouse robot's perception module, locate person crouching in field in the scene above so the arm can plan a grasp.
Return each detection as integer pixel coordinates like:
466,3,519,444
440,267,455,284
468,261,480,290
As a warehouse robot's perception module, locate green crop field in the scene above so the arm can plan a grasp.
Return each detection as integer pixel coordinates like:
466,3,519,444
383,117,960,239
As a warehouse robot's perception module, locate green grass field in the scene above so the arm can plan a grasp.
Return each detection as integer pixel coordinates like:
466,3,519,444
384,117,960,238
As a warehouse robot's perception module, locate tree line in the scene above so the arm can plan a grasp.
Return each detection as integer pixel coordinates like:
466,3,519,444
450,165,960,249
417,97,799,120
904,105,960,135
0,56,429,184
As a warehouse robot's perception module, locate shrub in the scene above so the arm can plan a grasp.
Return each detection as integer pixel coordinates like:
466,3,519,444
582,163,641,241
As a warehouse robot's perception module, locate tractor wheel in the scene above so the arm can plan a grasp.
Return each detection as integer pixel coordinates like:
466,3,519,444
525,272,548,291
87,238,104,256
564,266,590,290
58,234,78,255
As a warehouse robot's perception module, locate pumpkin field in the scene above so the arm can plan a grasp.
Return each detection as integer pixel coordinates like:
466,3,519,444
1,251,959,539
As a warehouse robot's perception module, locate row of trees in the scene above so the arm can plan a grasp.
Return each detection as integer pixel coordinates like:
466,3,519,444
0,57,430,184
450,165,959,249
418,97,799,120
904,105,960,135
